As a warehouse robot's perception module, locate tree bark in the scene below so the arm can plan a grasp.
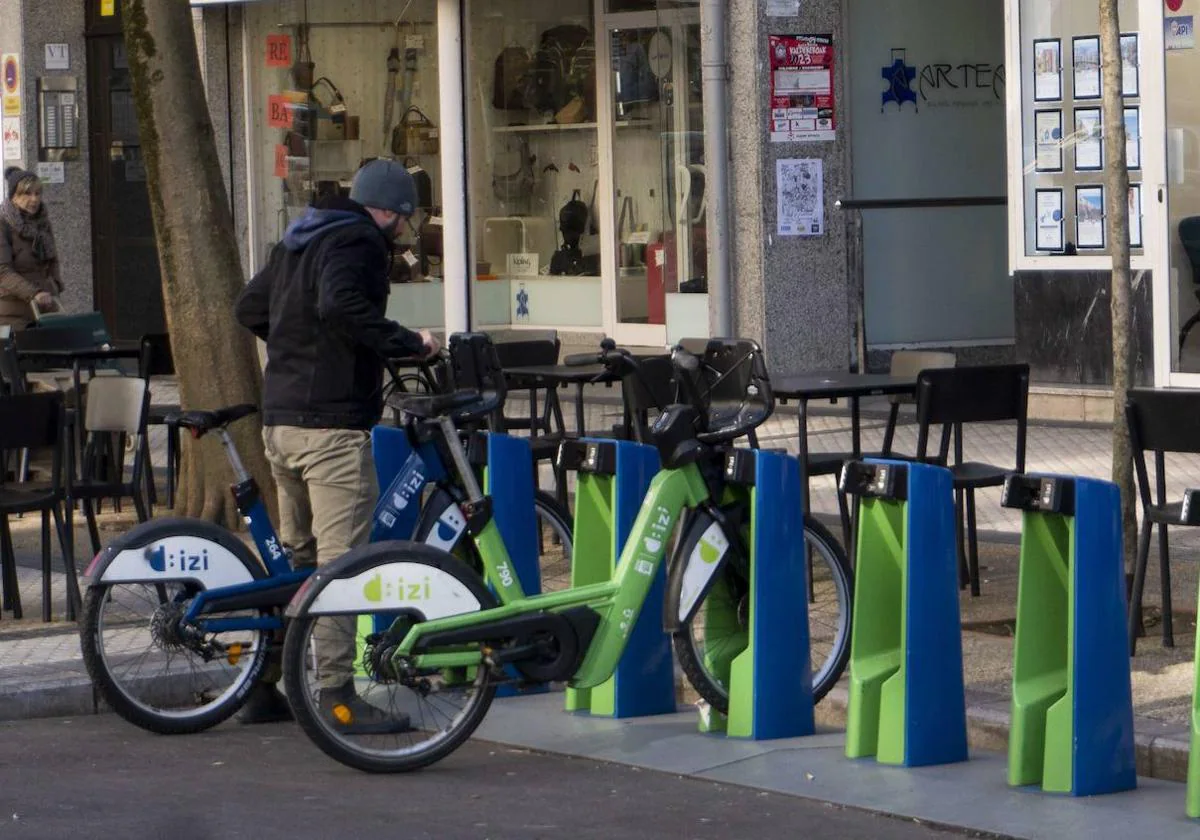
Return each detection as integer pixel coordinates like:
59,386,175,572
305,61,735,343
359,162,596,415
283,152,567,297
1099,1,1138,581
122,0,276,526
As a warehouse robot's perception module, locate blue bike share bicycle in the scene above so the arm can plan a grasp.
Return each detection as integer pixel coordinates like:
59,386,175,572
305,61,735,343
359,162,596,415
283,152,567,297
78,339,574,735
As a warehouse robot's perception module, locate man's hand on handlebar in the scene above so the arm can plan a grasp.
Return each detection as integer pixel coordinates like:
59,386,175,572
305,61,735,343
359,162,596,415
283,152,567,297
418,329,441,358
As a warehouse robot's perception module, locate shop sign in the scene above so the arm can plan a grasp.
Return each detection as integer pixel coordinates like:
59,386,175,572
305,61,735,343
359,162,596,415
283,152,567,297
881,46,1005,111
2,54,20,117
1167,16,1195,50
267,94,293,129
506,253,539,276
266,34,291,68
768,35,836,143
100,0,115,16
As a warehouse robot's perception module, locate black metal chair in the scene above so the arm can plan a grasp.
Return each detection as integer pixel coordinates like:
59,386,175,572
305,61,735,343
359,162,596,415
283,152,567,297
138,333,181,510
881,350,956,457
0,391,77,621
914,364,1030,596
1125,388,1200,652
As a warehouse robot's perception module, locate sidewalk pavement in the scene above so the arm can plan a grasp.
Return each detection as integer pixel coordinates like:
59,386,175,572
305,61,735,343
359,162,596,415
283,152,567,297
3,384,1200,837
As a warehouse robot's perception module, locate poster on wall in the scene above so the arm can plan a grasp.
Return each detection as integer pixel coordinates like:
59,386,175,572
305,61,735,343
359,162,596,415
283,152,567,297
1072,36,1101,99
1,117,19,162
1035,188,1064,252
1035,109,1063,172
1,54,20,117
768,34,836,143
1129,184,1143,248
1076,185,1105,249
1121,33,1139,97
1074,107,1103,170
1125,106,1141,169
776,158,823,236
1033,39,1062,101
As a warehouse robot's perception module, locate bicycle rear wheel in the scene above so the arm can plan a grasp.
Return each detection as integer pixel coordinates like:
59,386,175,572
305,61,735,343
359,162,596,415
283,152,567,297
283,542,498,773
80,581,270,734
673,515,852,710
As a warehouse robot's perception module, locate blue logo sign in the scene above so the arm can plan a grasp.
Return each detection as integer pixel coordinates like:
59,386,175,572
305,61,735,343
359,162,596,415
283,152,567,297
882,48,918,110
515,287,530,319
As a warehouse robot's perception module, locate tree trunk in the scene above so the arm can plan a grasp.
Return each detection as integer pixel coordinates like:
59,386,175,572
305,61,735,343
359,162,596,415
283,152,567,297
122,0,276,526
1099,1,1138,581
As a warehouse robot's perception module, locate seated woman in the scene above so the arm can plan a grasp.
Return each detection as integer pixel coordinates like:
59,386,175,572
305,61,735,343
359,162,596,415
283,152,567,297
0,167,62,332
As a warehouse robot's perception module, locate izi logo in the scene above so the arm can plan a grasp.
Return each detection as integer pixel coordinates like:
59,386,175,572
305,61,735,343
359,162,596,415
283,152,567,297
146,544,210,573
363,572,433,603
635,505,673,572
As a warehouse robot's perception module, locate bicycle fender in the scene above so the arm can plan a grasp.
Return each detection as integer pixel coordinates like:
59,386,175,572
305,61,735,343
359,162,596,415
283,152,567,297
413,488,468,553
287,540,489,619
663,509,735,633
84,517,265,590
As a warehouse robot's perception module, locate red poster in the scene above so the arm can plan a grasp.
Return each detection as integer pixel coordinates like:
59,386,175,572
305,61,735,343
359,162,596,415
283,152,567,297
768,34,836,143
266,34,292,68
274,144,288,178
267,94,292,129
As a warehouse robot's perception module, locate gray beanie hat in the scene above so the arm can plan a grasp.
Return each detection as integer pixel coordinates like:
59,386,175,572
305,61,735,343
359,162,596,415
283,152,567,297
350,159,417,217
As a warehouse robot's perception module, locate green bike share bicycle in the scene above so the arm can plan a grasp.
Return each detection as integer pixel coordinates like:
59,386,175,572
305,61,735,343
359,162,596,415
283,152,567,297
281,338,852,772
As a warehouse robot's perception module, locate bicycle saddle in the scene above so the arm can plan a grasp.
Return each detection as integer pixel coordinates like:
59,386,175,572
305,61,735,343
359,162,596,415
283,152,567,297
386,389,501,422
166,404,258,437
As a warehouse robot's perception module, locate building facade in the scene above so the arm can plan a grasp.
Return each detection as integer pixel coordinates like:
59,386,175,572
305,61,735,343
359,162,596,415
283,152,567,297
1,0,1192,394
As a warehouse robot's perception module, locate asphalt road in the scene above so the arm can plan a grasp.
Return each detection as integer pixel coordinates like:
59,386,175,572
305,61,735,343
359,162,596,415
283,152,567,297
0,716,989,840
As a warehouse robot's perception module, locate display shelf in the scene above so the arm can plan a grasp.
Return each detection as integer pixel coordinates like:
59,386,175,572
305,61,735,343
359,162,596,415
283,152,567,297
492,119,657,134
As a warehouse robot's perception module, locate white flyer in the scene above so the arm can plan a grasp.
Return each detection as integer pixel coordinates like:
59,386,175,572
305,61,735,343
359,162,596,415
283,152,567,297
776,158,823,237
1,117,19,162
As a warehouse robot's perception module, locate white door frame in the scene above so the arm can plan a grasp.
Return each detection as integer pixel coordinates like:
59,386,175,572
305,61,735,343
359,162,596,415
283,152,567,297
1144,0,1200,387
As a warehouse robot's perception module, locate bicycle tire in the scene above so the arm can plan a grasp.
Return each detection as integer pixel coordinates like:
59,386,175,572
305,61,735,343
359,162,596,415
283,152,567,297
81,582,271,735
282,541,499,773
673,515,853,711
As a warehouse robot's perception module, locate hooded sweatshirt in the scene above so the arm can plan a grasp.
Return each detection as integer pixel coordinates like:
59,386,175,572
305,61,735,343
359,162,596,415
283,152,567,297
235,196,425,429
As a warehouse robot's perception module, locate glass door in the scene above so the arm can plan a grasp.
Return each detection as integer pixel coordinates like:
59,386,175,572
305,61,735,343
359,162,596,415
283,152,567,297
605,7,704,347
1156,0,1200,384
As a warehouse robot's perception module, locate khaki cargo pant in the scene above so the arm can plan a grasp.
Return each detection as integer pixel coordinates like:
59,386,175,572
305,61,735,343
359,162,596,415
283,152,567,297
263,425,377,690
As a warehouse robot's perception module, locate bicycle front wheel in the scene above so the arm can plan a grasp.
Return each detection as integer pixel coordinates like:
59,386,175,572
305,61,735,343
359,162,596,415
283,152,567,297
673,515,853,711
283,542,498,773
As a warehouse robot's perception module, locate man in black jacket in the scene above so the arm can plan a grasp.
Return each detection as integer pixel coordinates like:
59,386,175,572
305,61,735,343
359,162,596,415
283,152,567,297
234,159,437,730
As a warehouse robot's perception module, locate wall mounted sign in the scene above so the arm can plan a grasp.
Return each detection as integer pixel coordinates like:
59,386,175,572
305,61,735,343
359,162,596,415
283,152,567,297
769,34,836,142
44,44,69,71
36,161,64,184
1,117,20,162
1166,16,1195,50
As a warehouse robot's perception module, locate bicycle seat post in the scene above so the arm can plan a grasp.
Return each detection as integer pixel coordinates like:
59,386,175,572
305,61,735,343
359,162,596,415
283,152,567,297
437,415,484,503
215,427,252,485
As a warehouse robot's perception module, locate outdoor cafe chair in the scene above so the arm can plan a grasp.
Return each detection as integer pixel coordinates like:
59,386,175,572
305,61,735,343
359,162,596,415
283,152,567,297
68,375,151,564
0,390,77,622
914,364,1029,597
138,333,181,510
1125,387,1200,652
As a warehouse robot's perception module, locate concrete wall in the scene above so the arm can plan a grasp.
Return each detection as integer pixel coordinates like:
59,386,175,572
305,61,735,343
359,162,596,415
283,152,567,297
726,0,851,375
9,0,93,314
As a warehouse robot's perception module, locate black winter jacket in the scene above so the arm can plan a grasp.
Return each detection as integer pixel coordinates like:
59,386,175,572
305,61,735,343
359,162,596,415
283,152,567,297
235,196,425,430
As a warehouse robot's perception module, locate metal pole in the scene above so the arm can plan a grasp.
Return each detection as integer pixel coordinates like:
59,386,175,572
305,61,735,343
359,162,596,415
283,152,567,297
437,0,469,334
700,0,731,337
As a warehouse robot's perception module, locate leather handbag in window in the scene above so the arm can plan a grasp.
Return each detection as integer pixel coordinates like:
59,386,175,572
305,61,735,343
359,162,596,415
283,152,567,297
392,107,440,157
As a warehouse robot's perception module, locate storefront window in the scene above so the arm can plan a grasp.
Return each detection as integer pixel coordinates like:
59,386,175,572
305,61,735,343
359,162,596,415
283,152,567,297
468,0,707,339
1016,0,1141,259
467,1,602,330
245,0,444,327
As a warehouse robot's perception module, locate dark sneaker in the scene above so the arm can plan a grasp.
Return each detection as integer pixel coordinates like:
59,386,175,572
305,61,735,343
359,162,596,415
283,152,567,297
318,682,413,735
237,681,293,725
